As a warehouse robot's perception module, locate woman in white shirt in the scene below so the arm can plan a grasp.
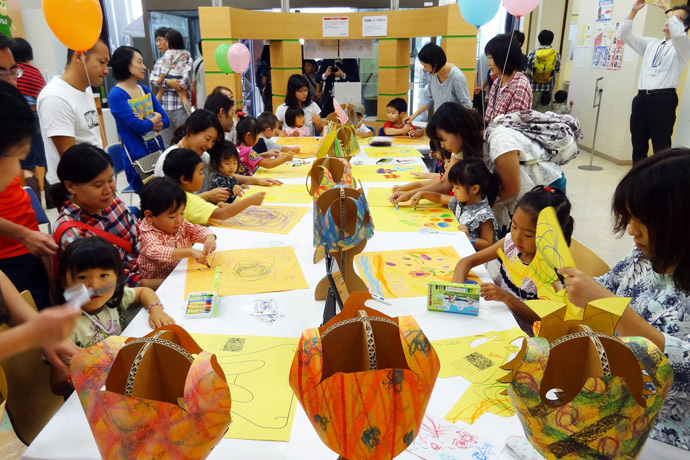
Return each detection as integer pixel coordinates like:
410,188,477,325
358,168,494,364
274,74,324,136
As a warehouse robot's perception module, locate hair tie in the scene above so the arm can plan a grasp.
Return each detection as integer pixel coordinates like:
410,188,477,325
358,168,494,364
544,186,555,194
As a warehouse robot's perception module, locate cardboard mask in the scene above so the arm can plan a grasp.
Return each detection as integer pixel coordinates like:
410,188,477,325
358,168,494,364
290,292,440,460
70,325,232,460
498,301,674,460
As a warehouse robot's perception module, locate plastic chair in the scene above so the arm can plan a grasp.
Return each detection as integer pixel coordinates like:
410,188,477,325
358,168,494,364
105,143,136,202
22,187,51,234
570,238,611,278
0,292,65,445
365,125,375,134
128,206,140,219
378,126,386,136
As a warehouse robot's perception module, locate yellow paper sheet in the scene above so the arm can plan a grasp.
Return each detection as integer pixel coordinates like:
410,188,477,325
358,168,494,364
352,164,426,182
240,184,311,204
355,246,479,298
368,136,430,146
366,187,397,207
445,379,515,425
210,205,308,234
190,333,299,442
275,136,322,146
254,162,312,179
292,145,318,158
431,328,526,380
363,146,423,159
185,246,309,297
369,203,459,232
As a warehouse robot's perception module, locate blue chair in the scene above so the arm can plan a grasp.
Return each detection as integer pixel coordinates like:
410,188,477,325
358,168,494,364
106,143,136,203
365,125,375,134
23,186,51,233
378,126,386,136
128,206,140,219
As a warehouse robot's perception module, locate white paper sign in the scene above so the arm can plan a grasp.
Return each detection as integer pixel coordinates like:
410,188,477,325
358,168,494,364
362,15,388,37
339,39,374,58
323,17,349,37
303,40,339,59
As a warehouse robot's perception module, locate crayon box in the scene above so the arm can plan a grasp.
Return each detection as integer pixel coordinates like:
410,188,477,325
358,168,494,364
185,292,218,319
427,281,481,316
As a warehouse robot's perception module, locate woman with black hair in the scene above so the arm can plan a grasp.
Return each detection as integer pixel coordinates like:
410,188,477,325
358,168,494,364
562,149,690,453
405,43,472,125
108,45,170,193
155,29,193,114
274,74,324,135
483,34,533,123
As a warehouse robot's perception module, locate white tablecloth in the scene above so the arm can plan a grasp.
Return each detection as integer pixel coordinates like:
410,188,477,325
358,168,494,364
23,146,684,460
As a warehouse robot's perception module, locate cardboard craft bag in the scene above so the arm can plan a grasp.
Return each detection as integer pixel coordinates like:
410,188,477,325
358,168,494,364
313,185,374,252
499,301,674,460
306,157,354,201
317,106,359,160
70,325,232,460
290,292,440,460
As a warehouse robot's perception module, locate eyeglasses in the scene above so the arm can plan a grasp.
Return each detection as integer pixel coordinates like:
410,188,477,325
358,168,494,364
0,67,22,80
296,88,309,93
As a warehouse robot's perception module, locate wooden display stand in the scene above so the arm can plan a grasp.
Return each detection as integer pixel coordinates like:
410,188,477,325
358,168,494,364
198,5,477,119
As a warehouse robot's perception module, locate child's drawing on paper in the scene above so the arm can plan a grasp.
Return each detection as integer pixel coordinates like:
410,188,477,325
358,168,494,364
210,205,307,234
353,164,426,182
185,247,309,297
407,414,501,460
369,204,459,232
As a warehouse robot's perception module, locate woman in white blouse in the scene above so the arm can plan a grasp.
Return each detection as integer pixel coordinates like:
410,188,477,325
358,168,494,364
274,74,324,136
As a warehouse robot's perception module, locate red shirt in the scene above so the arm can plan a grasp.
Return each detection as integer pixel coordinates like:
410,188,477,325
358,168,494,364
16,62,46,102
0,177,39,259
383,120,418,132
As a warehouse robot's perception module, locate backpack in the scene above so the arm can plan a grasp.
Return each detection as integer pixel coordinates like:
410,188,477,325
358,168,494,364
531,48,557,84
485,110,583,166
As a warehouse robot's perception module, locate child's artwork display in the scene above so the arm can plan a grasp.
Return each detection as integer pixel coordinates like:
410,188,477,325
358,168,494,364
191,333,299,442
363,146,422,158
352,164,426,182
210,205,308,234
254,162,313,179
368,203,459,233
240,184,311,204
407,414,502,460
275,136,321,146
185,247,309,297
355,246,479,298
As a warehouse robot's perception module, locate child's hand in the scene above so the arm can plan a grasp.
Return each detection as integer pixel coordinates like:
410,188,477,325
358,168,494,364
290,131,301,137
261,149,281,158
479,283,510,303
410,191,424,209
190,248,207,264
569,101,574,107
390,189,413,205
402,124,413,133
312,113,322,125
256,178,283,186
232,184,244,197
283,152,294,162
203,234,216,255
148,305,176,329
392,184,401,192
457,224,470,237
246,192,265,206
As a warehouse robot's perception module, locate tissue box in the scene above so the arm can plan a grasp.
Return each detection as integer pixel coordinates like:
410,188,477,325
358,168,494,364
427,281,480,315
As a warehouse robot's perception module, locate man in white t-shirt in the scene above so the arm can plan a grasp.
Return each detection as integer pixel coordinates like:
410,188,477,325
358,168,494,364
37,39,110,188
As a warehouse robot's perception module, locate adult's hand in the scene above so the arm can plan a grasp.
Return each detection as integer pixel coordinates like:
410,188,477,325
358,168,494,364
34,304,82,374
312,113,322,125
20,229,58,257
402,114,415,125
334,66,345,78
151,112,164,131
632,0,647,12
166,79,183,91
559,267,615,308
651,1,669,11
256,178,283,186
204,187,231,203
323,66,333,79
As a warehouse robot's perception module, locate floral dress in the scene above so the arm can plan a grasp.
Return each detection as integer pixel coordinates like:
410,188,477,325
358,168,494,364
597,248,690,451
69,287,137,349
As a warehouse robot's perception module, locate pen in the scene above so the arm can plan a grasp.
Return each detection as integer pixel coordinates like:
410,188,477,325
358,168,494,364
369,291,392,306
393,198,399,211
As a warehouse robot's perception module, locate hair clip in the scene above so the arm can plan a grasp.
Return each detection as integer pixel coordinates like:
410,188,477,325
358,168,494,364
544,186,555,193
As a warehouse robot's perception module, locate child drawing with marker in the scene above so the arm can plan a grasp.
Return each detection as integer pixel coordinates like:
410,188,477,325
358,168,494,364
447,159,499,250
138,177,217,282
51,237,174,395
389,141,453,207
452,186,574,334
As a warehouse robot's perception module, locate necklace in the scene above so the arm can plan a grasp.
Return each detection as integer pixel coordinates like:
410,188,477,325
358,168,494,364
82,310,118,336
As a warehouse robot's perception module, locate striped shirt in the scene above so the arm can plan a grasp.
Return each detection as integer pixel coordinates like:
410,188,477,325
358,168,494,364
526,46,561,93
138,218,213,279
16,62,46,105
149,55,192,112
484,72,533,123
421,64,472,111
55,197,142,286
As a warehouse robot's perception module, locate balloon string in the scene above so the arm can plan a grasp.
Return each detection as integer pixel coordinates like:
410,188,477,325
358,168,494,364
80,52,94,90
478,26,487,133
500,31,515,85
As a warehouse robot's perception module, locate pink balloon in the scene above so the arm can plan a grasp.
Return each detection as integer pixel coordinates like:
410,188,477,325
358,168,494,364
227,43,251,74
503,0,542,18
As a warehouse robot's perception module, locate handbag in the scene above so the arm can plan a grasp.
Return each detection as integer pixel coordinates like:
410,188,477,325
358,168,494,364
290,292,440,460
70,325,232,460
123,137,165,182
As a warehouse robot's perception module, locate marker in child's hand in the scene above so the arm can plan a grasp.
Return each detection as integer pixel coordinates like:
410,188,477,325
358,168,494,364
393,197,399,211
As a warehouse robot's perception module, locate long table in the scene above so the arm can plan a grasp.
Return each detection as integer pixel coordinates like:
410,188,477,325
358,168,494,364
23,140,682,460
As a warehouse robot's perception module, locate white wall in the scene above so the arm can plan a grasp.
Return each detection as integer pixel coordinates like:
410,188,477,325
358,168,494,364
18,0,66,80
568,1,667,164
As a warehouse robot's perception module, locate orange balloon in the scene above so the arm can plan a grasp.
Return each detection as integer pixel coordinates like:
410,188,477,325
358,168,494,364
43,0,103,51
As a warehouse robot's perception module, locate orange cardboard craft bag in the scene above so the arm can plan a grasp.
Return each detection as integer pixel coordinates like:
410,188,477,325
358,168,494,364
290,292,440,460
70,325,232,460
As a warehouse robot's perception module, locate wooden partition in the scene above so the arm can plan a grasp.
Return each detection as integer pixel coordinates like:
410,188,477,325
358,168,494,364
199,5,477,121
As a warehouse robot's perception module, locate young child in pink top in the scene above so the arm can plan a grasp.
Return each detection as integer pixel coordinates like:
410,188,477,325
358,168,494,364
236,116,293,175
283,107,311,137
138,177,216,282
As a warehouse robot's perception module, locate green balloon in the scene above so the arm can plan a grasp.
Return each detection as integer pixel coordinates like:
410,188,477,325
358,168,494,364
214,44,233,73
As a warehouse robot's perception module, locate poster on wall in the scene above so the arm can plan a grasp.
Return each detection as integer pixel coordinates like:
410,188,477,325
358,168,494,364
323,17,349,37
597,0,613,22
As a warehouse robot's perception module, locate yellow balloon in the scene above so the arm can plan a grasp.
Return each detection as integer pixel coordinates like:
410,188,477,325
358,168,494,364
43,0,103,51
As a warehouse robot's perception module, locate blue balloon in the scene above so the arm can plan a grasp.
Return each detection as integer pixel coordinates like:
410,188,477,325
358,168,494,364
457,0,501,27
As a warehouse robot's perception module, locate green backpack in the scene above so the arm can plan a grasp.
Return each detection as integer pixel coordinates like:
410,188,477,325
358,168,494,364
532,48,557,84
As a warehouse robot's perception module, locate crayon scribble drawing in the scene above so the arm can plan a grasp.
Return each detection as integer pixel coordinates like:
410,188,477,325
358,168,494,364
185,247,309,297
190,333,299,442
253,162,313,179
352,164,426,182
445,380,515,425
240,184,311,204
368,203,459,232
362,146,422,158
355,246,479,298
210,205,308,234
407,414,501,460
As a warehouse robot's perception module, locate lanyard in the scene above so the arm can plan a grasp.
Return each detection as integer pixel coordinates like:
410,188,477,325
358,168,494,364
652,41,670,68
